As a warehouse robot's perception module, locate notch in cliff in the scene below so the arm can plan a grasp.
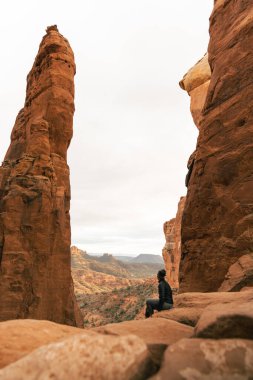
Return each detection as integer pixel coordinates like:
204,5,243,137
0,26,82,327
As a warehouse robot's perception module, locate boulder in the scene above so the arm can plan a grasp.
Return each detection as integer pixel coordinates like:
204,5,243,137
154,289,253,327
194,300,253,339
0,332,154,380
174,289,253,309
152,307,201,327
218,253,253,292
0,319,86,369
94,318,193,366
179,54,211,129
179,54,211,94
151,338,253,380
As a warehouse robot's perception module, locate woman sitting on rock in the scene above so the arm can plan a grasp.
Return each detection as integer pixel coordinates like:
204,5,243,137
145,269,173,318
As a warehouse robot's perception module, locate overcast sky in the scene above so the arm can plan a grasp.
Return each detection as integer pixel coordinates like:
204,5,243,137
0,1,213,255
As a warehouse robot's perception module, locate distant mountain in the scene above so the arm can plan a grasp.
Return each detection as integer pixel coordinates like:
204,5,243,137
114,256,135,262
96,253,118,264
71,246,163,284
130,254,164,264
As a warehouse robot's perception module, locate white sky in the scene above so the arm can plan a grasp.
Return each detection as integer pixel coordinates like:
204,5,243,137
0,1,213,255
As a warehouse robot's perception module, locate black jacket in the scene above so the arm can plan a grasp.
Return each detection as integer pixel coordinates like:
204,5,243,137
158,280,173,310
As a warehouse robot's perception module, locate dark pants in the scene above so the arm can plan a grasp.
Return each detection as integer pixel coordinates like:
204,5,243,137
145,299,173,318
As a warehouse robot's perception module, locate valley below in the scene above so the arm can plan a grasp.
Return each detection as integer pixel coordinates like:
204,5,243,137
71,246,162,327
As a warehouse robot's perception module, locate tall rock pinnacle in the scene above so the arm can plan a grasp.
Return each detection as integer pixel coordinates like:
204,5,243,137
0,26,82,326
179,1,253,292
162,197,186,289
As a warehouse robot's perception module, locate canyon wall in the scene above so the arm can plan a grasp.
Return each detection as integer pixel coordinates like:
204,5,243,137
179,0,253,292
162,197,186,289
0,26,82,326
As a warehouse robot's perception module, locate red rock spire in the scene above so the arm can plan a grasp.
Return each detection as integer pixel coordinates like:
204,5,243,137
0,27,82,327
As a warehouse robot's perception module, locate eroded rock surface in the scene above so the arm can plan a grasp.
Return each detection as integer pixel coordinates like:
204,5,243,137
180,0,253,292
94,318,193,366
155,289,253,327
175,289,253,309
179,54,211,129
151,338,253,380
162,197,186,289
218,253,253,292
0,319,86,369
0,26,82,326
0,332,154,380
153,307,201,327
194,298,253,339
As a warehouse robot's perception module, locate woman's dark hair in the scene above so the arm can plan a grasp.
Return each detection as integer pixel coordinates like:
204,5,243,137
157,269,166,278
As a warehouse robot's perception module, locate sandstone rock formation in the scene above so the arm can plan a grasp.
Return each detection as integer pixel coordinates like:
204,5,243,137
0,26,82,326
162,197,186,289
218,253,253,292
0,332,154,380
153,306,201,327
179,0,253,292
154,288,253,328
174,288,253,310
94,318,193,366
179,54,211,129
0,319,86,369
194,299,253,339
151,338,253,380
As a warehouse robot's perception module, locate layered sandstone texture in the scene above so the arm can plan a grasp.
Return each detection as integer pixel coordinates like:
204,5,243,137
162,197,186,289
180,0,253,292
0,26,82,326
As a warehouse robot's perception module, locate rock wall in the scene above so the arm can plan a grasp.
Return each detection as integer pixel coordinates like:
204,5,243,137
179,0,253,292
0,26,82,327
162,197,186,289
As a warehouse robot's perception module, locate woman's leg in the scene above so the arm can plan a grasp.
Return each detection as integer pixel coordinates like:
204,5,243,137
162,302,173,311
145,299,160,318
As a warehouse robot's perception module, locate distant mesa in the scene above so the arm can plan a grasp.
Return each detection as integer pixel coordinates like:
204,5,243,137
96,253,118,264
129,254,164,265
71,246,163,282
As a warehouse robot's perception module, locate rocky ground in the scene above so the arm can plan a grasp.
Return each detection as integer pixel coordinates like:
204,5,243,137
0,286,252,379
1,254,252,378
